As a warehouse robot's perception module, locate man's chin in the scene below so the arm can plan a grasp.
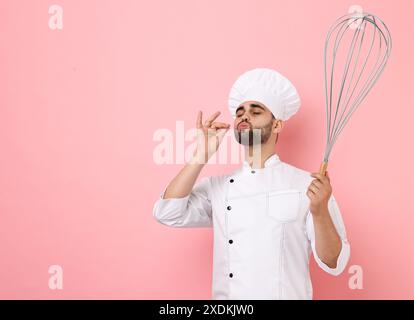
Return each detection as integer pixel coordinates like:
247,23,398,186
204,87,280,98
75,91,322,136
236,140,264,147
233,130,262,146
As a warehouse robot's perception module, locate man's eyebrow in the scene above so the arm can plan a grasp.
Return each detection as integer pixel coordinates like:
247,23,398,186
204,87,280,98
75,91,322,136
236,103,265,113
236,106,245,113
250,104,265,110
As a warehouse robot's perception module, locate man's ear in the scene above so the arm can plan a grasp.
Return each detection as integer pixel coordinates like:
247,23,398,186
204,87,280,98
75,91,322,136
273,119,283,133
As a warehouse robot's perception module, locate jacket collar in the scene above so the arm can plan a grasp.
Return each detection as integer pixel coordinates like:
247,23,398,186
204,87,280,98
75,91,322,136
242,153,282,171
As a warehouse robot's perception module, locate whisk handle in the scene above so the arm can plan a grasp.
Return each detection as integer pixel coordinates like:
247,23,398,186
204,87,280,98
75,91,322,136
319,161,328,176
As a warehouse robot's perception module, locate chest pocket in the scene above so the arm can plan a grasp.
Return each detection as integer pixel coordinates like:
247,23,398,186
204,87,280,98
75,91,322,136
267,189,301,223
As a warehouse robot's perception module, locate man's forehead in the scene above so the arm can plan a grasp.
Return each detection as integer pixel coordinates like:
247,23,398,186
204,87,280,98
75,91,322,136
236,101,270,112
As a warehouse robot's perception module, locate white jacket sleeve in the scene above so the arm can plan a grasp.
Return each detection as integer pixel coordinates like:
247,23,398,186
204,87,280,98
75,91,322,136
306,194,350,276
152,176,213,228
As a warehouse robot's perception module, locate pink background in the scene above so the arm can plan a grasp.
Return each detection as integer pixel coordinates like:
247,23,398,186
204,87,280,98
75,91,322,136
0,0,413,299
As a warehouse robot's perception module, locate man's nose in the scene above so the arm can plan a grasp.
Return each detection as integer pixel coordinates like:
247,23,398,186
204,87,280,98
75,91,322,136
241,114,250,121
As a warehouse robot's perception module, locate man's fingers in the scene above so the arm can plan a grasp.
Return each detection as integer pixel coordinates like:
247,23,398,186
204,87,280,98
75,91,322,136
311,172,329,184
306,189,315,199
308,184,319,194
196,111,203,129
311,179,322,189
211,122,230,129
204,111,221,127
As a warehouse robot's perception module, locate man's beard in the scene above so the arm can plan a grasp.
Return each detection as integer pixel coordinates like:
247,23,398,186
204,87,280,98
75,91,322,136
234,119,273,146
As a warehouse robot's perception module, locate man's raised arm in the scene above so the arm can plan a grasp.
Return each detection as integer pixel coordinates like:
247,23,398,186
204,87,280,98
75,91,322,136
153,111,229,227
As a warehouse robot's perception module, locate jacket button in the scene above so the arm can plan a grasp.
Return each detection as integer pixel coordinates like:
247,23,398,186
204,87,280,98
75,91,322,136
227,206,232,210
229,273,233,278
229,239,233,244
230,179,234,183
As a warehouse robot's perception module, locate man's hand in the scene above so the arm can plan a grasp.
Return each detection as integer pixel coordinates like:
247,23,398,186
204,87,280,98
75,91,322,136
306,171,332,216
307,171,342,269
192,110,230,164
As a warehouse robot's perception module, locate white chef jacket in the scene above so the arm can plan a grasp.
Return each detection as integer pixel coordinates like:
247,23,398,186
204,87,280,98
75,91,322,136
153,154,350,300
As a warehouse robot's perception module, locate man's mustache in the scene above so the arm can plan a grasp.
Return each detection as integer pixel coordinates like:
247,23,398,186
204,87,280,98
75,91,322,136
237,121,252,130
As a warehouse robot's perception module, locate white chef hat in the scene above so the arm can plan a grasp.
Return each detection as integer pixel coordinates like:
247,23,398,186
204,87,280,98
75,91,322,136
228,68,301,121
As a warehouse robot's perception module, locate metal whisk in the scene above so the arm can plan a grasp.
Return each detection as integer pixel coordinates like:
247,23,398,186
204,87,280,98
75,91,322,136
319,12,392,175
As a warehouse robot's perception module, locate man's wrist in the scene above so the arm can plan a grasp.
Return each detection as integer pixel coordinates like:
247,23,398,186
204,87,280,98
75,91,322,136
188,153,208,166
310,205,329,219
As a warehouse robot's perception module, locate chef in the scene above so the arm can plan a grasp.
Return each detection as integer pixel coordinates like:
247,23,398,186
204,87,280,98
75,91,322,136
153,68,350,300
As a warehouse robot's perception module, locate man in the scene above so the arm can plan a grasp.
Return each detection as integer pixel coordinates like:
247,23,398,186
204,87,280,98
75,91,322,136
153,68,350,299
